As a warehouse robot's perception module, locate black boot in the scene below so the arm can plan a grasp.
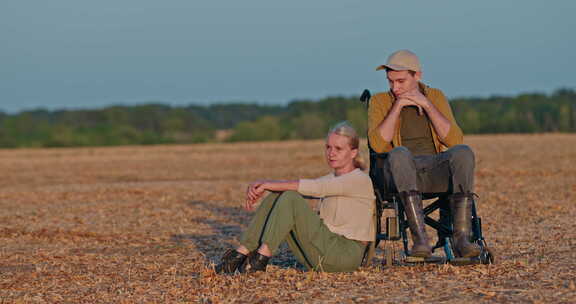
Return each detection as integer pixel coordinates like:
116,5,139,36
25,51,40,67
215,249,248,274
449,193,481,258
401,191,432,257
239,251,270,273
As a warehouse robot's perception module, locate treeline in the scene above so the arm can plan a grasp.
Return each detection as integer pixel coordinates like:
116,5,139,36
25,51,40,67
451,88,576,134
0,88,575,148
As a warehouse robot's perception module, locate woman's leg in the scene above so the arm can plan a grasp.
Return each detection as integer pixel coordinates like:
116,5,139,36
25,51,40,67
238,192,283,251
258,191,365,272
216,192,282,274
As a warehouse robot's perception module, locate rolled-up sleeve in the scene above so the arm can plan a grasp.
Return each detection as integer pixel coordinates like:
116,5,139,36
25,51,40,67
431,89,463,147
368,94,395,153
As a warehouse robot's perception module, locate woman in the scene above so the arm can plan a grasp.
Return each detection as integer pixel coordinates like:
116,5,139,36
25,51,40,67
215,121,375,273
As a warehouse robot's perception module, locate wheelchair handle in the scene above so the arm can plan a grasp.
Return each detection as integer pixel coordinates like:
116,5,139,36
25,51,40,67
360,89,371,104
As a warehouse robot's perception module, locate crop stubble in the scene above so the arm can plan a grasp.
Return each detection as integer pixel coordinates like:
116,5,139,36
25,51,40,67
0,134,575,303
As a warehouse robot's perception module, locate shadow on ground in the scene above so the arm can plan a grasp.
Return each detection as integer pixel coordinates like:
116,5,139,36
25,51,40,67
171,200,303,270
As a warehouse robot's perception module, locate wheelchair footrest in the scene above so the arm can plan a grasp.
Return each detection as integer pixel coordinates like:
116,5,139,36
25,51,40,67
448,257,483,266
405,256,446,264
386,217,400,239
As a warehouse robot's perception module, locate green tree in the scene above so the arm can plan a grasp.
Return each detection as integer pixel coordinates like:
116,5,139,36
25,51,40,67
290,113,328,139
229,116,285,142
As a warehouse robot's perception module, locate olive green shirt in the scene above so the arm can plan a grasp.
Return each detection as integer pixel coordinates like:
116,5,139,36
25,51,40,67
400,106,437,156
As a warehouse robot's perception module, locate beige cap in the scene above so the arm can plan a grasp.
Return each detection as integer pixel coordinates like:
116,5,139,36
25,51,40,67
376,49,421,72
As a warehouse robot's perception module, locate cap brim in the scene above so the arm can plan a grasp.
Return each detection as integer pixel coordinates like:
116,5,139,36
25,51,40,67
375,64,412,71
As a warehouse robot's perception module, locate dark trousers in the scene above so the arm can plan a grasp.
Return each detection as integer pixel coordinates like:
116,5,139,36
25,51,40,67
378,144,475,195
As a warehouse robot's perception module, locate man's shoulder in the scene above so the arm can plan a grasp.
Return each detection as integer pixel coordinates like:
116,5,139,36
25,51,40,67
372,91,393,100
423,85,447,99
370,92,393,107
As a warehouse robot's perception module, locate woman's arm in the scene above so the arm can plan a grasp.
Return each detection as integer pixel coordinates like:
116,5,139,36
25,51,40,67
245,180,299,211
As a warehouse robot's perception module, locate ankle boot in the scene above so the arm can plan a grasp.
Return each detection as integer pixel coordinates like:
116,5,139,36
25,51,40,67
449,193,481,258
215,249,248,274
401,191,432,257
239,251,270,273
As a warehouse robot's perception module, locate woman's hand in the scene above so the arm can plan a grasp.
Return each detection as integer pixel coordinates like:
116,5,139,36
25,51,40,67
245,181,268,211
244,180,300,211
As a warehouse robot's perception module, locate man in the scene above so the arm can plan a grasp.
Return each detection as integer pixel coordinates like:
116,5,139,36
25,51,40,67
368,49,480,258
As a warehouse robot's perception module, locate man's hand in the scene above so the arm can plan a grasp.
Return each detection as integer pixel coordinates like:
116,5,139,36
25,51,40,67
399,90,431,115
402,89,452,139
396,97,424,115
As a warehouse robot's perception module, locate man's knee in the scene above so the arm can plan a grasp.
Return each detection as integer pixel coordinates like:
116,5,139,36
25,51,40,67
449,145,475,167
387,146,413,166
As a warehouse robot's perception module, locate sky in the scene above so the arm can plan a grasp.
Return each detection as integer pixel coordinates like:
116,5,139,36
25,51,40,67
2,1,575,113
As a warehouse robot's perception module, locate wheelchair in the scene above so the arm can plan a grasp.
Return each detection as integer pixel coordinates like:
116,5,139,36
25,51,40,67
360,89,494,265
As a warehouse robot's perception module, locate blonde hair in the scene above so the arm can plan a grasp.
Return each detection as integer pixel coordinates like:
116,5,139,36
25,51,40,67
328,121,367,171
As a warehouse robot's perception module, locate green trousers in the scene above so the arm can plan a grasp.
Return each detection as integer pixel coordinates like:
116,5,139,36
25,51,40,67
239,191,366,272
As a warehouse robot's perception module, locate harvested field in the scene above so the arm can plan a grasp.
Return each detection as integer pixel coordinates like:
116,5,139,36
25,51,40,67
1,134,575,303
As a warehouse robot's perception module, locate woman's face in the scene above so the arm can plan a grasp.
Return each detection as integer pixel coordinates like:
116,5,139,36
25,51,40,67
325,133,358,171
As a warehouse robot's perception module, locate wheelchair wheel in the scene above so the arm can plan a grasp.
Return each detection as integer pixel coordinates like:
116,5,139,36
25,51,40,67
479,246,495,265
476,239,495,264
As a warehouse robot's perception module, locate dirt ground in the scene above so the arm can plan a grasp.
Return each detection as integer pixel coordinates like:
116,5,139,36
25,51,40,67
1,134,575,303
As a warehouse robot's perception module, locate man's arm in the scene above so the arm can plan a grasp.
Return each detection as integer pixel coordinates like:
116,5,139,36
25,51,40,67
376,97,431,142
402,90,451,139
420,99,451,139
368,93,438,153
376,101,403,143
368,94,397,153
429,90,463,146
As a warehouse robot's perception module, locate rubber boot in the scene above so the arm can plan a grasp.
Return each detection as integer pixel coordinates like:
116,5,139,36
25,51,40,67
449,193,481,258
215,249,248,274
434,199,451,249
401,191,432,257
239,251,270,273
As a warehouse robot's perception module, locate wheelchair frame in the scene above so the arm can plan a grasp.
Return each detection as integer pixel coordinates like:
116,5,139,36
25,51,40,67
360,89,493,265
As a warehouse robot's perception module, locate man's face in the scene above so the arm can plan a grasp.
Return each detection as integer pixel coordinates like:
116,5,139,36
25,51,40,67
325,133,357,171
386,70,421,97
